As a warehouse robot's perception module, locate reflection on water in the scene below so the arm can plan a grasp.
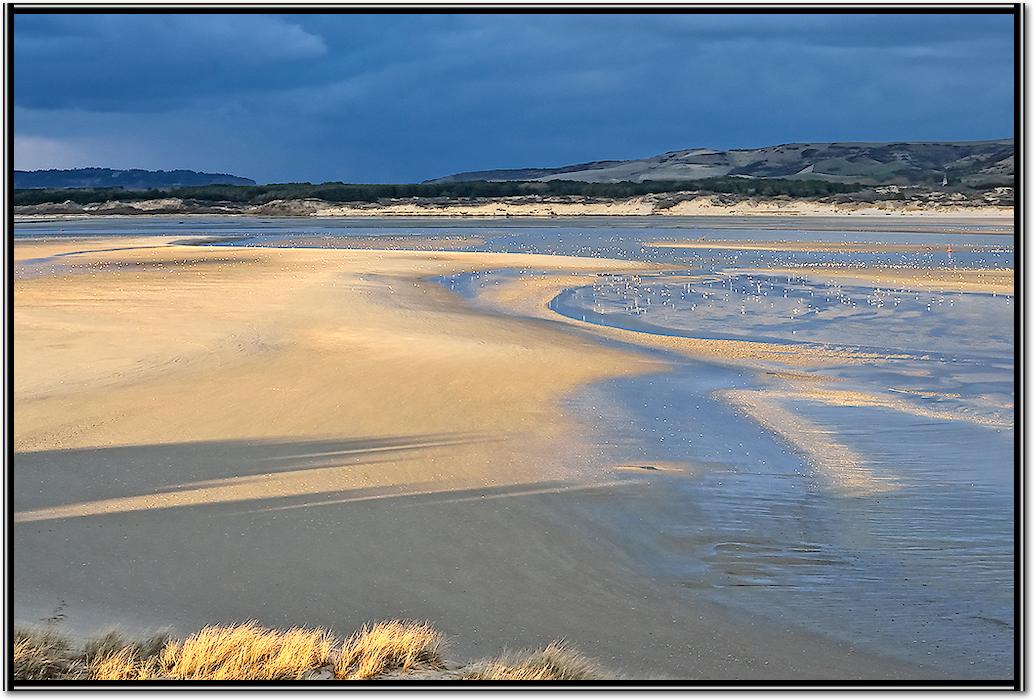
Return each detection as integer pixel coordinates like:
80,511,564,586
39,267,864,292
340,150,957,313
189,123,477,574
432,224,1013,677
555,271,1012,355
559,356,1013,675
15,216,1015,677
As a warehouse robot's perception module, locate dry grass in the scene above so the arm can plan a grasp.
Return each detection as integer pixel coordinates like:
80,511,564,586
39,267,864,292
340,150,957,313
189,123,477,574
14,628,83,681
13,620,609,682
84,630,170,664
460,641,608,681
89,647,148,681
335,620,444,679
84,631,172,680
158,621,334,680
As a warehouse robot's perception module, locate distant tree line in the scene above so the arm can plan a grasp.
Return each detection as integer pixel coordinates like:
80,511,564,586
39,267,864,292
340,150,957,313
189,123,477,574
12,177,866,206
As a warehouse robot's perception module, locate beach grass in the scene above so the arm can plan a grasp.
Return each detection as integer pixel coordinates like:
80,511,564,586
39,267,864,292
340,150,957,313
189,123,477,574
13,620,607,682
460,641,608,681
14,628,84,681
335,620,444,679
155,622,336,680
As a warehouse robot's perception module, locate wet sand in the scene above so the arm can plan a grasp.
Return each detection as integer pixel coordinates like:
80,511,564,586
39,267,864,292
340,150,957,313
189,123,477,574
14,236,932,680
647,240,1005,253
719,389,898,496
745,266,1013,295
473,272,898,368
466,266,1011,507
246,234,488,250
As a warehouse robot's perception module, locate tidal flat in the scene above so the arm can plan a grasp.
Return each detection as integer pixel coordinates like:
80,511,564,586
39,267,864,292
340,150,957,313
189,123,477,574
13,215,1014,680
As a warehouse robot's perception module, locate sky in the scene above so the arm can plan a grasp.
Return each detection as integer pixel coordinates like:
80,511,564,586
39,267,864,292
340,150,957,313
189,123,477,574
14,11,1015,184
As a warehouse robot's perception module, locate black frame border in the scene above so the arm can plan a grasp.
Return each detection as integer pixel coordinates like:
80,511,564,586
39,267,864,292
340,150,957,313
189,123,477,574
3,1,1024,690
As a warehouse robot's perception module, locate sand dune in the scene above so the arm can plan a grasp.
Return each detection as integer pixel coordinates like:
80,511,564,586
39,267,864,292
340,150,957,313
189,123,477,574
14,195,1014,219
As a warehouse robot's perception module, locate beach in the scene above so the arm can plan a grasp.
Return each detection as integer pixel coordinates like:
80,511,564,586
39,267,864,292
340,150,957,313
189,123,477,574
13,196,1015,221
13,217,1014,679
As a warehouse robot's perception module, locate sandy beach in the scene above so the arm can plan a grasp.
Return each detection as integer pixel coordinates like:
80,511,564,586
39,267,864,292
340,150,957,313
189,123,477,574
14,233,951,680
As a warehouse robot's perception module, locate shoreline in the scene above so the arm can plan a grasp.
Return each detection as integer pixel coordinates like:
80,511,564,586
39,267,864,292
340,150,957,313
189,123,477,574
14,211,1015,239
647,240,1012,252
738,265,1014,296
13,235,939,680
14,197,1013,223
464,264,1012,677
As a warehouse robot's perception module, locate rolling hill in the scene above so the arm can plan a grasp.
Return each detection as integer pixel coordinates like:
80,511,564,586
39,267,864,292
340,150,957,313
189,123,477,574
14,168,256,190
428,139,1014,187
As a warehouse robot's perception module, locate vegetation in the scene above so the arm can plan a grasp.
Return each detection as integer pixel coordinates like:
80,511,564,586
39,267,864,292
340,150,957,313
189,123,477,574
459,641,603,681
335,620,444,679
157,623,335,680
14,628,80,681
15,168,255,190
12,177,864,207
13,620,611,682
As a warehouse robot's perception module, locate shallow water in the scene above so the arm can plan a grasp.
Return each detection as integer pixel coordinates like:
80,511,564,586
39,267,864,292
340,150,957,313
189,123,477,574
412,223,1014,677
15,216,1016,677
449,260,1013,676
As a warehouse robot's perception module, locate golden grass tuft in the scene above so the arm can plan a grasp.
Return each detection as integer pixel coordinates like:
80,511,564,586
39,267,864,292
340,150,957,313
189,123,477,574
460,641,607,681
83,630,170,664
156,621,335,680
84,631,172,680
12,620,613,682
89,647,144,681
14,628,82,681
335,620,444,679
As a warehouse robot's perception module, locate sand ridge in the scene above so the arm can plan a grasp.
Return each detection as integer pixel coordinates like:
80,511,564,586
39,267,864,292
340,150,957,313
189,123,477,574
739,266,1013,295
646,239,1006,253
473,271,909,368
470,267,1010,499
718,389,898,496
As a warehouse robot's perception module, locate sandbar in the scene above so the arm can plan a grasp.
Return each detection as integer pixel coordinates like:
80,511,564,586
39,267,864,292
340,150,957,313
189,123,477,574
14,237,931,679
743,266,1014,295
647,240,1006,253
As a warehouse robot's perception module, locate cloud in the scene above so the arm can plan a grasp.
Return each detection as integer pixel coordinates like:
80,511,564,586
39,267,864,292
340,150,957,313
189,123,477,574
14,134,89,170
17,14,326,61
13,11,1015,182
15,14,327,111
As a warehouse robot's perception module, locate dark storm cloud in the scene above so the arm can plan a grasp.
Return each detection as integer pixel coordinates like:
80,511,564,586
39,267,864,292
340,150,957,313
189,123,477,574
14,12,1015,183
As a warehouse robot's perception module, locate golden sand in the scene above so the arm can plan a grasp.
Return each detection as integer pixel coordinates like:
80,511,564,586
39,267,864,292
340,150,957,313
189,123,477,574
747,266,1013,295
15,240,669,522
260,234,488,251
13,236,932,679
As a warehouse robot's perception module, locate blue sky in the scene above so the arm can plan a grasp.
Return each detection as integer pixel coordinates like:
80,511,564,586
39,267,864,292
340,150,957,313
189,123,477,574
14,12,1015,183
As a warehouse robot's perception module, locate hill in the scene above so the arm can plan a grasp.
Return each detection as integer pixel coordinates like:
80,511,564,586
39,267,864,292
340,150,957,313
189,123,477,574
428,139,1014,187
14,168,255,190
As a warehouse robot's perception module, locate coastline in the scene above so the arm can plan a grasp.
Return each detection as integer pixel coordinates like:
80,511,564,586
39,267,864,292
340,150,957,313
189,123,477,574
13,234,938,680
14,195,1014,222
